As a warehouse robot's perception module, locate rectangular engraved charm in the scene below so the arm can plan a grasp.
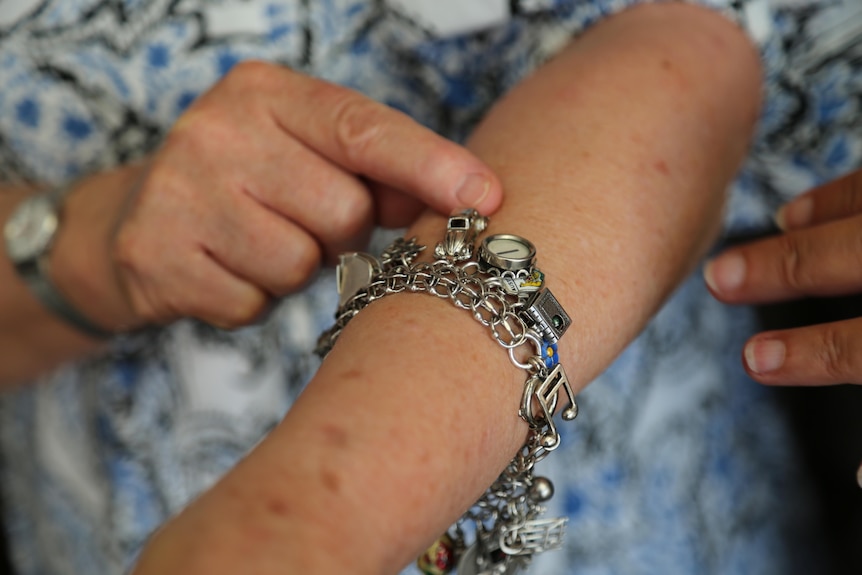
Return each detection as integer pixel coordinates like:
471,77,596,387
522,288,571,343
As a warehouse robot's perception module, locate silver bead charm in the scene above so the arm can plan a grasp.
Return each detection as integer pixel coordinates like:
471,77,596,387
528,476,555,503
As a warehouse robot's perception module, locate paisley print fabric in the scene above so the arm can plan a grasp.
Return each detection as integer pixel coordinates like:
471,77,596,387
0,1,858,573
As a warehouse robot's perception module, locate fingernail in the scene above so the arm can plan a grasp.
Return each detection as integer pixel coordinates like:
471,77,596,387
455,173,491,209
744,339,786,374
775,196,813,230
704,253,747,294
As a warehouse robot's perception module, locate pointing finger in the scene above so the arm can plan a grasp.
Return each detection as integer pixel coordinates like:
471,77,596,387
222,62,503,217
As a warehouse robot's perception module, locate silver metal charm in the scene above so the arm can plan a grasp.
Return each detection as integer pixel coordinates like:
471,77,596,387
520,364,578,450
479,234,536,271
522,288,571,343
456,543,527,575
336,252,380,307
499,517,567,557
456,544,487,575
497,269,544,297
527,476,555,503
435,209,488,261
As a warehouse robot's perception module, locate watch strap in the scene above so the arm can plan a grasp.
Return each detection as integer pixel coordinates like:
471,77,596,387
19,257,113,339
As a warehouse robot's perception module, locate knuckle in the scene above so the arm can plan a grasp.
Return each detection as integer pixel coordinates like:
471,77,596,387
221,59,283,92
172,67,286,144
166,106,233,153
112,223,146,274
330,89,387,164
425,139,460,171
775,233,812,291
415,138,458,178
328,188,373,239
816,326,854,382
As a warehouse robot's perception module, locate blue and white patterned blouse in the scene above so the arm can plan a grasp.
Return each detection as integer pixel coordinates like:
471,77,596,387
1,1,860,574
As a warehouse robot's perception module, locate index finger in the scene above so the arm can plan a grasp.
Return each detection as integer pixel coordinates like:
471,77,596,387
242,63,503,216
704,215,862,304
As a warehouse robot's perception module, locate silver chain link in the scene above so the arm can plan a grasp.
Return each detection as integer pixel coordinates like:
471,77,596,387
317,243,535,370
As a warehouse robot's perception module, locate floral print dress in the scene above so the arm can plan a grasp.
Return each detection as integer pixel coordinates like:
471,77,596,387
0,1,859,573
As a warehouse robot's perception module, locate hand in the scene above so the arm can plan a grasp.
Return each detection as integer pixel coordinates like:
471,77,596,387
99,61,502,330
704,168,862,385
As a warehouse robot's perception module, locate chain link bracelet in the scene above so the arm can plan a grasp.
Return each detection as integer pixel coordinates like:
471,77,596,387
316,210,579,575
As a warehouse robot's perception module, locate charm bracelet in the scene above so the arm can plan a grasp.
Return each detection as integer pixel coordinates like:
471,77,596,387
316,209,578,575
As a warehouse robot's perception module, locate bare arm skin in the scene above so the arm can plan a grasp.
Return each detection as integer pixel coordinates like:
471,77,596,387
0,67,504,386
132,3,762,575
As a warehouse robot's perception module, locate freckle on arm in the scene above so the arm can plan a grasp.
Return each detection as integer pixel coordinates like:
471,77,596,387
320,423,349,448
320,469,341,493
266,498,292,518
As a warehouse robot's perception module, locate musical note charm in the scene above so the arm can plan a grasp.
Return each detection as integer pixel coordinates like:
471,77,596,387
520,363,578,449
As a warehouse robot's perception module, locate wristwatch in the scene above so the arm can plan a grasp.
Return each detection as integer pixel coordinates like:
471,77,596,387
4,187,110,338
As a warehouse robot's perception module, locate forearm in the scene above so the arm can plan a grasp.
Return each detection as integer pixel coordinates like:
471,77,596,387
134,3,762,574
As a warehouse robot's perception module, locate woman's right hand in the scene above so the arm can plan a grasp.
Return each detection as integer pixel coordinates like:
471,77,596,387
58,60,502,331
705,168,862,385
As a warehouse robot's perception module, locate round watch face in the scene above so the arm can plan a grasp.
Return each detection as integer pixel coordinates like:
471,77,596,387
4,195,59,263
479,234,536,271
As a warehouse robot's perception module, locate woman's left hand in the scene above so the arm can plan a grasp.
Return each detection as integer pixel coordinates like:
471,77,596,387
705,168,862,385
